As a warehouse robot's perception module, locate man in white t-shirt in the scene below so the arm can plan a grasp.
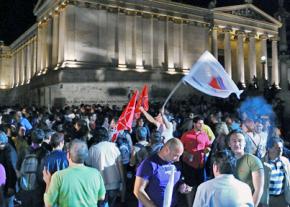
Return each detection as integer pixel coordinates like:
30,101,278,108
193,150,254,207
139,107,173,143
86,127,125,207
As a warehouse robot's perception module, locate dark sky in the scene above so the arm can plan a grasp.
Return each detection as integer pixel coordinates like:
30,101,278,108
0,0,287,45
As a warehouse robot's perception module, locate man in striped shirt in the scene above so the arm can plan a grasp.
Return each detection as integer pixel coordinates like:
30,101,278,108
261,137,290,207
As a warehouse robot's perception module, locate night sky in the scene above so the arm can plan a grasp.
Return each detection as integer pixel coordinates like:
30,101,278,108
0,0,288,45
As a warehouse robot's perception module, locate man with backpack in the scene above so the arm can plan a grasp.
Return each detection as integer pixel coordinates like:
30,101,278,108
130,127,149,167
135,131,164,166
17,128,50,207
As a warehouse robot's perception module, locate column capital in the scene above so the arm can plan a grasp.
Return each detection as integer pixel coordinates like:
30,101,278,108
236,30,245,36
259,34,268,40
247,32,256,38
222,28,232,33
212,25,218,31
270,36,279,41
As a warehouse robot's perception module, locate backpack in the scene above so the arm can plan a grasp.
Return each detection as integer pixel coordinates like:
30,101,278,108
146,143,163,157
19,154,39,191
117,135,131,165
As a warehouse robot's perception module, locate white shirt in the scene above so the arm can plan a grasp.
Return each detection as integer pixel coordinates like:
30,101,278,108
193,174,254,207
157,122,174,143
86,141,122,190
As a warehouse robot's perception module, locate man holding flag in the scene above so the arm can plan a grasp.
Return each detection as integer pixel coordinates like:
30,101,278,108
134,138,192,207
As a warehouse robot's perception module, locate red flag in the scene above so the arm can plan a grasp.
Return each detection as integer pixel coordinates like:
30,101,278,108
135,84,149,119
112,90,139,142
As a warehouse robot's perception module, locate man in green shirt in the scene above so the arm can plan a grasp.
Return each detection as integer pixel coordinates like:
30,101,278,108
43,139,106,207
227,131,264,207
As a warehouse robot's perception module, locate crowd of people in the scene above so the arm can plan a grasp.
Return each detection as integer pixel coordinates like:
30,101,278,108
0,92,289,207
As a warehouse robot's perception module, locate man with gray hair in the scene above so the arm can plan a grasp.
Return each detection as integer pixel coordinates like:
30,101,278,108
43,139,106,207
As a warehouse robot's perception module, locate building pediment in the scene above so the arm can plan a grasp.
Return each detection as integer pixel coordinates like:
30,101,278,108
33,0,62,19
213,4,282,27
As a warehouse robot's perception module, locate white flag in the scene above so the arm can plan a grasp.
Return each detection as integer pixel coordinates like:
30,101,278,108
183,51,243,99
163,165,175,207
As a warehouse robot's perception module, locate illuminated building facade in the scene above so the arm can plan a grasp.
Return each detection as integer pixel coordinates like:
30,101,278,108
0,0,283,106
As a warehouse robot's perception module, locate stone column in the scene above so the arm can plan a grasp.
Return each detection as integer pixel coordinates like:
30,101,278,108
26,41,32,83
248,32,257,83
125,12,133,65
107,8,117,65
58,7,66,67
33,37,37,76
212,26,218,58
280,55,289,90
165,17,174,71
52,11,59,67
36,24,42,74
45,17,52,73
21,47,25,85
179,20,185,70
271,37,279,87
158,16,165,68
223,28,232,77
260,34,268,80
40,21,47,73
141,13,153,69
118,10,126,68
135,13,143,69
237,31,245,86
173,19,180,69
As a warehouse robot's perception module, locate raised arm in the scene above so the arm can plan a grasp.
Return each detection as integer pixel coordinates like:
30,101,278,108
160,108,171,130
140,107,158,126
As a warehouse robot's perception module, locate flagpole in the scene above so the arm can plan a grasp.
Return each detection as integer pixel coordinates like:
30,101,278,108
162,80,183,109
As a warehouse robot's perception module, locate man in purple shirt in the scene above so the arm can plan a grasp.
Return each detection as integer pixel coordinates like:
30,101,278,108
134,138,191,207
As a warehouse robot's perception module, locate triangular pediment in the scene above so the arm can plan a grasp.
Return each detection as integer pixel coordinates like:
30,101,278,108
213,4,282,26
33,0,46,14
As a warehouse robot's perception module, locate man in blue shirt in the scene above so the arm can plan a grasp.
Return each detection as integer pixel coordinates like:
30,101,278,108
134,138,191,207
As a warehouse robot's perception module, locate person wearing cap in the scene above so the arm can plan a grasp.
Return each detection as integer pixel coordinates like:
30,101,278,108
0,131,17,207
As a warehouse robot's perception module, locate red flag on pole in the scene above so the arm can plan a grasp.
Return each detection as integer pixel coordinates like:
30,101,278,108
111,90,139,142
135,84,149,119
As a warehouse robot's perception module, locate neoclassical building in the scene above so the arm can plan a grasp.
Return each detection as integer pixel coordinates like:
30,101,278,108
0,0,284,106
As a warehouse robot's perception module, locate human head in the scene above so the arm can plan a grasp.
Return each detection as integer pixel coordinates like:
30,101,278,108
0,131,8,150
160,138,184,163
31,128,45,144
227,130,246,157
212,150,236,176
267,137,284,159
67,139,88,164
136,127,147,141
150,131,162,144
50,132,65,149
137,118,144,127
254,120,263,134
92,127,109,143
193,116,204,131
